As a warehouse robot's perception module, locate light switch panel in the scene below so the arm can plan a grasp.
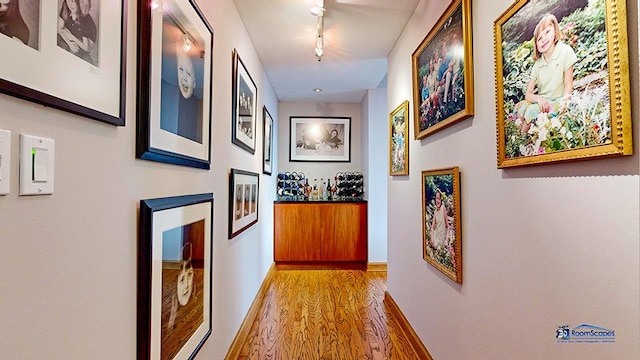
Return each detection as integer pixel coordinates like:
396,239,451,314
20,134,55,195
0,129,10,195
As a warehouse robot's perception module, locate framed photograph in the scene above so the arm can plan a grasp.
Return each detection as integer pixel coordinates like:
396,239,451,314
494,0,632,168
262,106,274,175
138,193,213,360
136,0,213,169
289,116,351,162
411,0,474,140
228,168,259,239
422,167,462,284
390,100,410,176
232,49,258,154
0,0,126,125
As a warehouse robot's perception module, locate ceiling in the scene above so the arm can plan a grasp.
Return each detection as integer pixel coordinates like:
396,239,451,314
233,0,420,103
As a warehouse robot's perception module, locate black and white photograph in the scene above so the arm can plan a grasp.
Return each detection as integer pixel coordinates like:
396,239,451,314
0,0,39,49
0,0,125,125
232,49,258,154
137,0,213,169
56,0,99,66
289,116,351,162
228,169,260,239
138,193,213,360
262,106,273,175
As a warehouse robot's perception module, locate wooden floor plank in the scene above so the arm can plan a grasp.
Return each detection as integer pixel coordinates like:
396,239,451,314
234,270,427,360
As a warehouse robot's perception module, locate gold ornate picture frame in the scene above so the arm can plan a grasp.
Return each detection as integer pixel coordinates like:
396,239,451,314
421,167,462,284
411,0,474,140
390,100,410,176
494,0,632,168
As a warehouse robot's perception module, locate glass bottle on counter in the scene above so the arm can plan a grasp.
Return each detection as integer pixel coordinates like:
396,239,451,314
326,178,332,200
312,179,318,201
304,178,311,200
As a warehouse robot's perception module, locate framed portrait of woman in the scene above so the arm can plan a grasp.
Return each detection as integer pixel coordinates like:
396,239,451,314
494,0,632,168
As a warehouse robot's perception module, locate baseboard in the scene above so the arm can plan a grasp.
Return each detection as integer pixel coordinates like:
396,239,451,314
275,261,367,270
384,291,433,360
224,263,276,360
367,262,387,272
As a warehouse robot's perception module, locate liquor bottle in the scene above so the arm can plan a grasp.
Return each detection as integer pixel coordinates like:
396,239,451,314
320,178,326,200
313,179,318,201
326,178,332,200
304,178,311,200
332,176,338,199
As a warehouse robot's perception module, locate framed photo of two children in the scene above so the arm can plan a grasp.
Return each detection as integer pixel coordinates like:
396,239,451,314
494,0,632,168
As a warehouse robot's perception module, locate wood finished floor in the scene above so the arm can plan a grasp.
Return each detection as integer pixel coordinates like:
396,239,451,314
236,270,422,359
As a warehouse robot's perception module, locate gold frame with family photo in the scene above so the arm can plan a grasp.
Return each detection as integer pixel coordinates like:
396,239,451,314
0,0,126,125
421,167,462,284
389,100,410,176
494,0,632,168
411,0,474,140
137,193,213,360
136,0,213,169
228,168,260,239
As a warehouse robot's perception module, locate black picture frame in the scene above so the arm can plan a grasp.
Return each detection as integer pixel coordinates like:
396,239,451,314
262,106,273,175
0,0,127,126
228,168,259,239
136,0,214,169
231,49,258,154
138,193,213,360
289,116,351,162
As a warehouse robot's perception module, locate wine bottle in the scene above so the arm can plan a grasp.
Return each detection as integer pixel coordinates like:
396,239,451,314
326,178,332,200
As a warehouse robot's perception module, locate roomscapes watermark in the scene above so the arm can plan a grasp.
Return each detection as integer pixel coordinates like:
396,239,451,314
556,324,615,343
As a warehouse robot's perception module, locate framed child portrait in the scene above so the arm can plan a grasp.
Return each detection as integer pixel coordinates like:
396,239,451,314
494,0,632,168
411,0,474,140
0,0,126,125
136,0,214,169
421,167,462,284
137,193,213,360
389,100,409,176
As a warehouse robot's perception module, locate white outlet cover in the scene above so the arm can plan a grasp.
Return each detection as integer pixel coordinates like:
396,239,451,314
19,134,55,195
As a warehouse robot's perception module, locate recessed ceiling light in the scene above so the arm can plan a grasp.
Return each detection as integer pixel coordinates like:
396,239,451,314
313,88,322,92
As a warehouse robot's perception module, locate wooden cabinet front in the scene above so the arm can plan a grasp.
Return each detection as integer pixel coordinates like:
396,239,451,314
274,202,367,264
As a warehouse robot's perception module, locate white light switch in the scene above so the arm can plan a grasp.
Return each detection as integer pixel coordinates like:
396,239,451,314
33,147,48,182
20,134,55,195
0,129,10,195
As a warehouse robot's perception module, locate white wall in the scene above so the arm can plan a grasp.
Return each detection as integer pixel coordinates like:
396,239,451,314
0,0,277,359
361,89,388,263
277,101,363,182
387,0,640,359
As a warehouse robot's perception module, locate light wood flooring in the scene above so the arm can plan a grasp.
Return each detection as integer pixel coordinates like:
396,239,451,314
234,269,426,359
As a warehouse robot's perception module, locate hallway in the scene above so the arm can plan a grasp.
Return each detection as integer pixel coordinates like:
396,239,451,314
232,269,428,360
